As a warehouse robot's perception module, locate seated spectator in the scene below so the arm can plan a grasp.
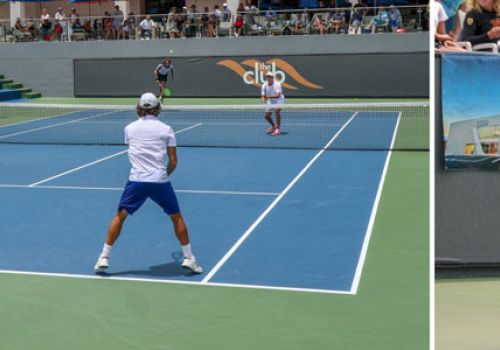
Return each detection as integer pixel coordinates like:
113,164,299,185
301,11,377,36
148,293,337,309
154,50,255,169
69,8,79,38
434,0,466,50
264,7,277,28
40,18,52,41
177,7,188,38
329,9,344,34
72,18,83,31
244,0,259,29
348,7,363,34
222,3,232,22
140,15,155,39
52,20,63,41
388,5,402,32
233,13,245,36
165,7,180,39
14,18,29,33
312,13,327,35
103,11,115,40
461,0,500,45
128,12,139,38
236,2,245,15
83,20,94,39
201,7,217,37
118,19,131,39
369,7,389,33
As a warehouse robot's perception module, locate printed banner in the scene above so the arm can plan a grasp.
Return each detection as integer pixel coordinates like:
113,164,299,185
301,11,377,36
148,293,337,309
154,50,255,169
442,53,500,170
74,53,428,98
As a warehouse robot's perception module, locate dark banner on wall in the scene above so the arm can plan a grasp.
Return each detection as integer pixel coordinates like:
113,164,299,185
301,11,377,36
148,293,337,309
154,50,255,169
74,53,428,98
442,53,500,170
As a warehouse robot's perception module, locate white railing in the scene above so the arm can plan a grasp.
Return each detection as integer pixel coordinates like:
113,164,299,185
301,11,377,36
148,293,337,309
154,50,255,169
0,5,428,43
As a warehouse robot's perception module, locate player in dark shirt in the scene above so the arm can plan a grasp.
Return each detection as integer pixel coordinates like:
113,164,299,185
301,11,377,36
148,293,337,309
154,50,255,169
461,0,500,46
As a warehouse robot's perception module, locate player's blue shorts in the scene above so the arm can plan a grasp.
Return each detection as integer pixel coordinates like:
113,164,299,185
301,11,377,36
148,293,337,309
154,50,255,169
118,181,180,215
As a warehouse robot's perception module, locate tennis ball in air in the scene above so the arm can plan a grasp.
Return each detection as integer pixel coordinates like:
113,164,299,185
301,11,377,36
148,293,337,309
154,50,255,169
169,49,174,54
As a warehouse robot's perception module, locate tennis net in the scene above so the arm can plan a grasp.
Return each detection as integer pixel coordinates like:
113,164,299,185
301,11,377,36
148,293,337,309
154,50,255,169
0,102,429,151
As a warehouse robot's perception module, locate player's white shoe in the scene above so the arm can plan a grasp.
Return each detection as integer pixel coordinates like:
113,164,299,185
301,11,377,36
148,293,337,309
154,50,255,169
267,126,276,133
94,256,109,272
181,257,203,274
271,128,281,136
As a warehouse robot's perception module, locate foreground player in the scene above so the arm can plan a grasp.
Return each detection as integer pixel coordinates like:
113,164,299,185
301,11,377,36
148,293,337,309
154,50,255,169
154,57,174,103
94,92,202,274
261,72,284,136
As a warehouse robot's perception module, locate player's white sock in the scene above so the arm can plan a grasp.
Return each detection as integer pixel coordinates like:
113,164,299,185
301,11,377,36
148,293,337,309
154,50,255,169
182,243,194,260
101,243,112,258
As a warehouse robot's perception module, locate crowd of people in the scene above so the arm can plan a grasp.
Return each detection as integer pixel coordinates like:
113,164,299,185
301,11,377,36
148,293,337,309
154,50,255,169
433,0,500,51
7,1,423,42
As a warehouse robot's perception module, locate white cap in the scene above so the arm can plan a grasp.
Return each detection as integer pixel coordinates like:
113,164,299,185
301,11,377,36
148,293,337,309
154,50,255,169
265,72,274,77
223,2,228,5
139,92,159,109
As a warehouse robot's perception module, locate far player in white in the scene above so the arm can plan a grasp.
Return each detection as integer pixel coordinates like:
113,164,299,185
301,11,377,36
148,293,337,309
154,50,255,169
261,72,284,136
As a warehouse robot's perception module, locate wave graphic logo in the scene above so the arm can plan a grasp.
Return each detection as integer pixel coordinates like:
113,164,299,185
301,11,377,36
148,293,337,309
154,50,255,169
216,59,323,90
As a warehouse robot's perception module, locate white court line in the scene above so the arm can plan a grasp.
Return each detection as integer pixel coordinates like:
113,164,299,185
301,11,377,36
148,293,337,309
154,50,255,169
0,269,353,295
28,123,203,187
0,184,279,197
349,112,402,294
0,109,87,129
0,109,122,140
201,112,359,284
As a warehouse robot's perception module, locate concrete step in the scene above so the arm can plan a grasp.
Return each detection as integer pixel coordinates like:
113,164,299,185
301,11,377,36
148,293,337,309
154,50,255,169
23,92,42,99
16,88,32,94
0,79,14,87
0,89,22,101
3,83,23,89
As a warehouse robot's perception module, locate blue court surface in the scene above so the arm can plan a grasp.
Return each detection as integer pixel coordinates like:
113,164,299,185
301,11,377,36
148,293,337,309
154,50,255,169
0,109,399,294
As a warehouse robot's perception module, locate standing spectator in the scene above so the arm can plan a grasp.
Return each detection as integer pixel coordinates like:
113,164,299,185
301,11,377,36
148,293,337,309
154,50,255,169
103,11,115,40
237,2,245,15
166,7,180,39
112,5,124,39
222,3,232,22
69,8,79,40
128,12,139,39
214,5,223,21
55,7,67,39
388,5,402,32
40,8,51,22
118,19,131,39
186,5,198,37
244,0,258,29
177,7,188,38
40,10,52,41
140,15,155,39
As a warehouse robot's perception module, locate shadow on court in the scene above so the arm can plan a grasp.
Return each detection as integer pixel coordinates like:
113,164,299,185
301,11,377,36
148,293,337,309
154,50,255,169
97,251,199,278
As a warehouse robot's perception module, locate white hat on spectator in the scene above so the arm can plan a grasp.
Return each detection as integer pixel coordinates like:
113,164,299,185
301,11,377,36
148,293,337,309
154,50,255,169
223,2,228,5
139,93,159,110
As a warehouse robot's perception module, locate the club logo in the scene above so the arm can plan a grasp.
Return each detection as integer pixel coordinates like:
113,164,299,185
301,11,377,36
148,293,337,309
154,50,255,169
216,58,323,90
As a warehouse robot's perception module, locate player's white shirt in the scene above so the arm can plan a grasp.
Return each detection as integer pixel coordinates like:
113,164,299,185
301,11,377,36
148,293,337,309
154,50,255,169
261,81,285,104
125,115,176,183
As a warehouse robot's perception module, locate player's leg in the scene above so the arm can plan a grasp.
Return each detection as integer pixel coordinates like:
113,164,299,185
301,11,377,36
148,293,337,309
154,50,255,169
94,181,147,272
265,111,276,133
158,80,166,102
150,182,203,273
271,108,281,136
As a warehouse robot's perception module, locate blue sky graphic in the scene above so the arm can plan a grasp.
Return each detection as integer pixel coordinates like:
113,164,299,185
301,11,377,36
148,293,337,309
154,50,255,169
442,53,500,138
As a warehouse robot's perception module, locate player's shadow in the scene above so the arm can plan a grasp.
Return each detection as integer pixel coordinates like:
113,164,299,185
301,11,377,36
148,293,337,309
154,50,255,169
98,251,197,278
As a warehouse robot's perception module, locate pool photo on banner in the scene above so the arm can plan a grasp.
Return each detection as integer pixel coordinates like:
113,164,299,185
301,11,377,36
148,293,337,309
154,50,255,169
442,52,500,170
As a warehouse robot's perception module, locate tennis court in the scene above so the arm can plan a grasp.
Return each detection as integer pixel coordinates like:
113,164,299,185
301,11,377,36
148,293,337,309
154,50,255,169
0,99,429,349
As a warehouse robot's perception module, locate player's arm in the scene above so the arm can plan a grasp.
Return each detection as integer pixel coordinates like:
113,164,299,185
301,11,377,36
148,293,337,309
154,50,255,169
154,68,159,81
261,85,267,101
170,66,174,80
166,146,177,175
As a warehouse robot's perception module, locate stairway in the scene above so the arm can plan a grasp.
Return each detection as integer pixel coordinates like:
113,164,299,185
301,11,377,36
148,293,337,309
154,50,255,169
0,75,42,101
